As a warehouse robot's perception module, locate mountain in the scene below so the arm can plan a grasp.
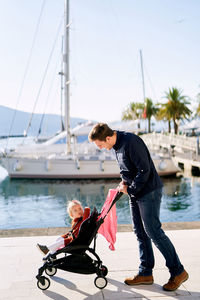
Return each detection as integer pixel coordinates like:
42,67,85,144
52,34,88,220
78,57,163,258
0,105,87,137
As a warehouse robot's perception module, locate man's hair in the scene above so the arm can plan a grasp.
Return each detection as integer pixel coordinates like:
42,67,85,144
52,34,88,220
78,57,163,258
88,123,114,142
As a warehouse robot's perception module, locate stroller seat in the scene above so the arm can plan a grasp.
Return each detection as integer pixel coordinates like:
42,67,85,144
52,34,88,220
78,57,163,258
59,206,102,254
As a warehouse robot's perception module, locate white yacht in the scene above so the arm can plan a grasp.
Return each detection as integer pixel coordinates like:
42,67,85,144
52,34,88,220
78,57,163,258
0,120,180,179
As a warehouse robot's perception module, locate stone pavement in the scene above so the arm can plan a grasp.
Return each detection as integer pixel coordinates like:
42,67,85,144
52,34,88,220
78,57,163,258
0,229,200,300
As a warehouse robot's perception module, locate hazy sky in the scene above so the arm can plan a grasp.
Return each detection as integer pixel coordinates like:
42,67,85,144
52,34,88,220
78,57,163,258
0,0,200,123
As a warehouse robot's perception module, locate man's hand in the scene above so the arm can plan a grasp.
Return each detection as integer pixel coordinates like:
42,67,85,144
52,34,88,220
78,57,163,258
118,181,128,194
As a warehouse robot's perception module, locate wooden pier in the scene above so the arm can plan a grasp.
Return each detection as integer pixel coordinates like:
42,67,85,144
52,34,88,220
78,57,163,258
141,133,200,175
173,152,200,174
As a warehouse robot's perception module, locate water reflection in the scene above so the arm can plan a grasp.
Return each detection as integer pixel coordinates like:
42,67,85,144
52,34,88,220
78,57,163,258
0,171,200,229
0,176,129,229
161,176,200,222
162,177,192,211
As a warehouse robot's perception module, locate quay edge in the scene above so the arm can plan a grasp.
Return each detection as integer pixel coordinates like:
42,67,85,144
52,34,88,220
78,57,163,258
1,221,200,238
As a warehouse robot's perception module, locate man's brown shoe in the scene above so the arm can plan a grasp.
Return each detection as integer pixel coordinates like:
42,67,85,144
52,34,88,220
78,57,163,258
163,270,189,291
124,274,154,285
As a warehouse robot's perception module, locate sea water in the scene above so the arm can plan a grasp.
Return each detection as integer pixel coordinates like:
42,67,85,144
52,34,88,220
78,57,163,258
0,164,200,230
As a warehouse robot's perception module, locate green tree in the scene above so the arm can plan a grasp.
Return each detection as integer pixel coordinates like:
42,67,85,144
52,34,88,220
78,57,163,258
196,93,200,117
156,101,173,133
145,98,159,133
197,104,200,116
122,102,144,129
158,87,191,134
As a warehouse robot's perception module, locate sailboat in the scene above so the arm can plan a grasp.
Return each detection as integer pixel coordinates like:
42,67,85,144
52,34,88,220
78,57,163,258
0,119,179,178
0,1,180,179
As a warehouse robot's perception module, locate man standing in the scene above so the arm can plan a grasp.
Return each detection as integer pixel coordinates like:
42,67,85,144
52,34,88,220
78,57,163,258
88,123,188,291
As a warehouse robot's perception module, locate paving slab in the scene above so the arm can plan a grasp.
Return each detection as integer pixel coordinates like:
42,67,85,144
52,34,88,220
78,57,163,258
0,229,200,299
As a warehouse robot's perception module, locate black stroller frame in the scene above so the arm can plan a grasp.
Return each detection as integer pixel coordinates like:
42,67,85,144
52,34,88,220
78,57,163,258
36,191,123,290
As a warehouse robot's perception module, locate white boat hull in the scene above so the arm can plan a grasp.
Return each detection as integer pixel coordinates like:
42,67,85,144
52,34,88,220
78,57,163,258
0,157,120,179
0,154,179,179
152,156,180,176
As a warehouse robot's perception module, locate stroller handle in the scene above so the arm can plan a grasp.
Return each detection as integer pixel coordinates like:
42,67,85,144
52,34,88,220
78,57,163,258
112,191,123,205
102,191,123,220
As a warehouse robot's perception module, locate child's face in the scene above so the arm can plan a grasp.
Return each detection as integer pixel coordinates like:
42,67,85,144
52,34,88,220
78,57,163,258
70,204,83,219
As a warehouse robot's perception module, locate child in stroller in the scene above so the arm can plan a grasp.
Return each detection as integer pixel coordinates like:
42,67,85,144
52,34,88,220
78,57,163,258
37,200,90,260
36,190,122,290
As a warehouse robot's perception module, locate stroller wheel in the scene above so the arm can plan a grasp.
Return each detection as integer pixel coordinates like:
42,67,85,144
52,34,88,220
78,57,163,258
37,276,50,290
45,266,57,277
94,276,108,289
100,265,108,276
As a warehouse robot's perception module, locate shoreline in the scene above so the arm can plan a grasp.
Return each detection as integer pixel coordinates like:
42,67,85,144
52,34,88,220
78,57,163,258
1,221,200,238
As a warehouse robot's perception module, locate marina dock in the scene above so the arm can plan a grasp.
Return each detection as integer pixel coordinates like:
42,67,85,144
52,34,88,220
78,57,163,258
142,133,200,174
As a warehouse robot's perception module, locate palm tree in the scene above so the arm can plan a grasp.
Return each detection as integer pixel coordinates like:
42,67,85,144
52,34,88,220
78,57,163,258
159,87,191,134
145,98,159,133
197,103,200,116
156,102,173,133
196,93,200,117
122,102,144,129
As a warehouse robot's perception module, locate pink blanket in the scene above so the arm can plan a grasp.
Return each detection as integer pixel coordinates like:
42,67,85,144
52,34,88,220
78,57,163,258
98,189,119,250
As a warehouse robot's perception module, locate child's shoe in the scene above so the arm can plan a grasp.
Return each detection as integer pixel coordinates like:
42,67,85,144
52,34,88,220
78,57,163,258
37,244,49,255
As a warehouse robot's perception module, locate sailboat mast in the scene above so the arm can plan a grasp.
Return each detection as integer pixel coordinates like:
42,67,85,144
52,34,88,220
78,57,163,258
139,49,146,104
140,49,147,132
64,0,71,153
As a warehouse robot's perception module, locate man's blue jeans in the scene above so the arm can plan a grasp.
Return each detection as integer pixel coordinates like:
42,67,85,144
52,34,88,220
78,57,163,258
129,188,184,277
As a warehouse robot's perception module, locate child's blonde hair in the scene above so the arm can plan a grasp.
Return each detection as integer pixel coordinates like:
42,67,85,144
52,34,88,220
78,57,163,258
67,200,82,219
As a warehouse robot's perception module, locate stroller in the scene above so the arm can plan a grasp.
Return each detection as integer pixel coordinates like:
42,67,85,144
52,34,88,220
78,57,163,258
36,191,122,290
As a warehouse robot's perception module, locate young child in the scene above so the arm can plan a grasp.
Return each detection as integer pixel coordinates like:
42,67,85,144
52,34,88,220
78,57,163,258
37,200,90,259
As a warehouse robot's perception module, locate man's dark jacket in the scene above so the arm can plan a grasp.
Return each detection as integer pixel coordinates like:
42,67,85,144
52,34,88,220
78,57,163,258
113,131,163,199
